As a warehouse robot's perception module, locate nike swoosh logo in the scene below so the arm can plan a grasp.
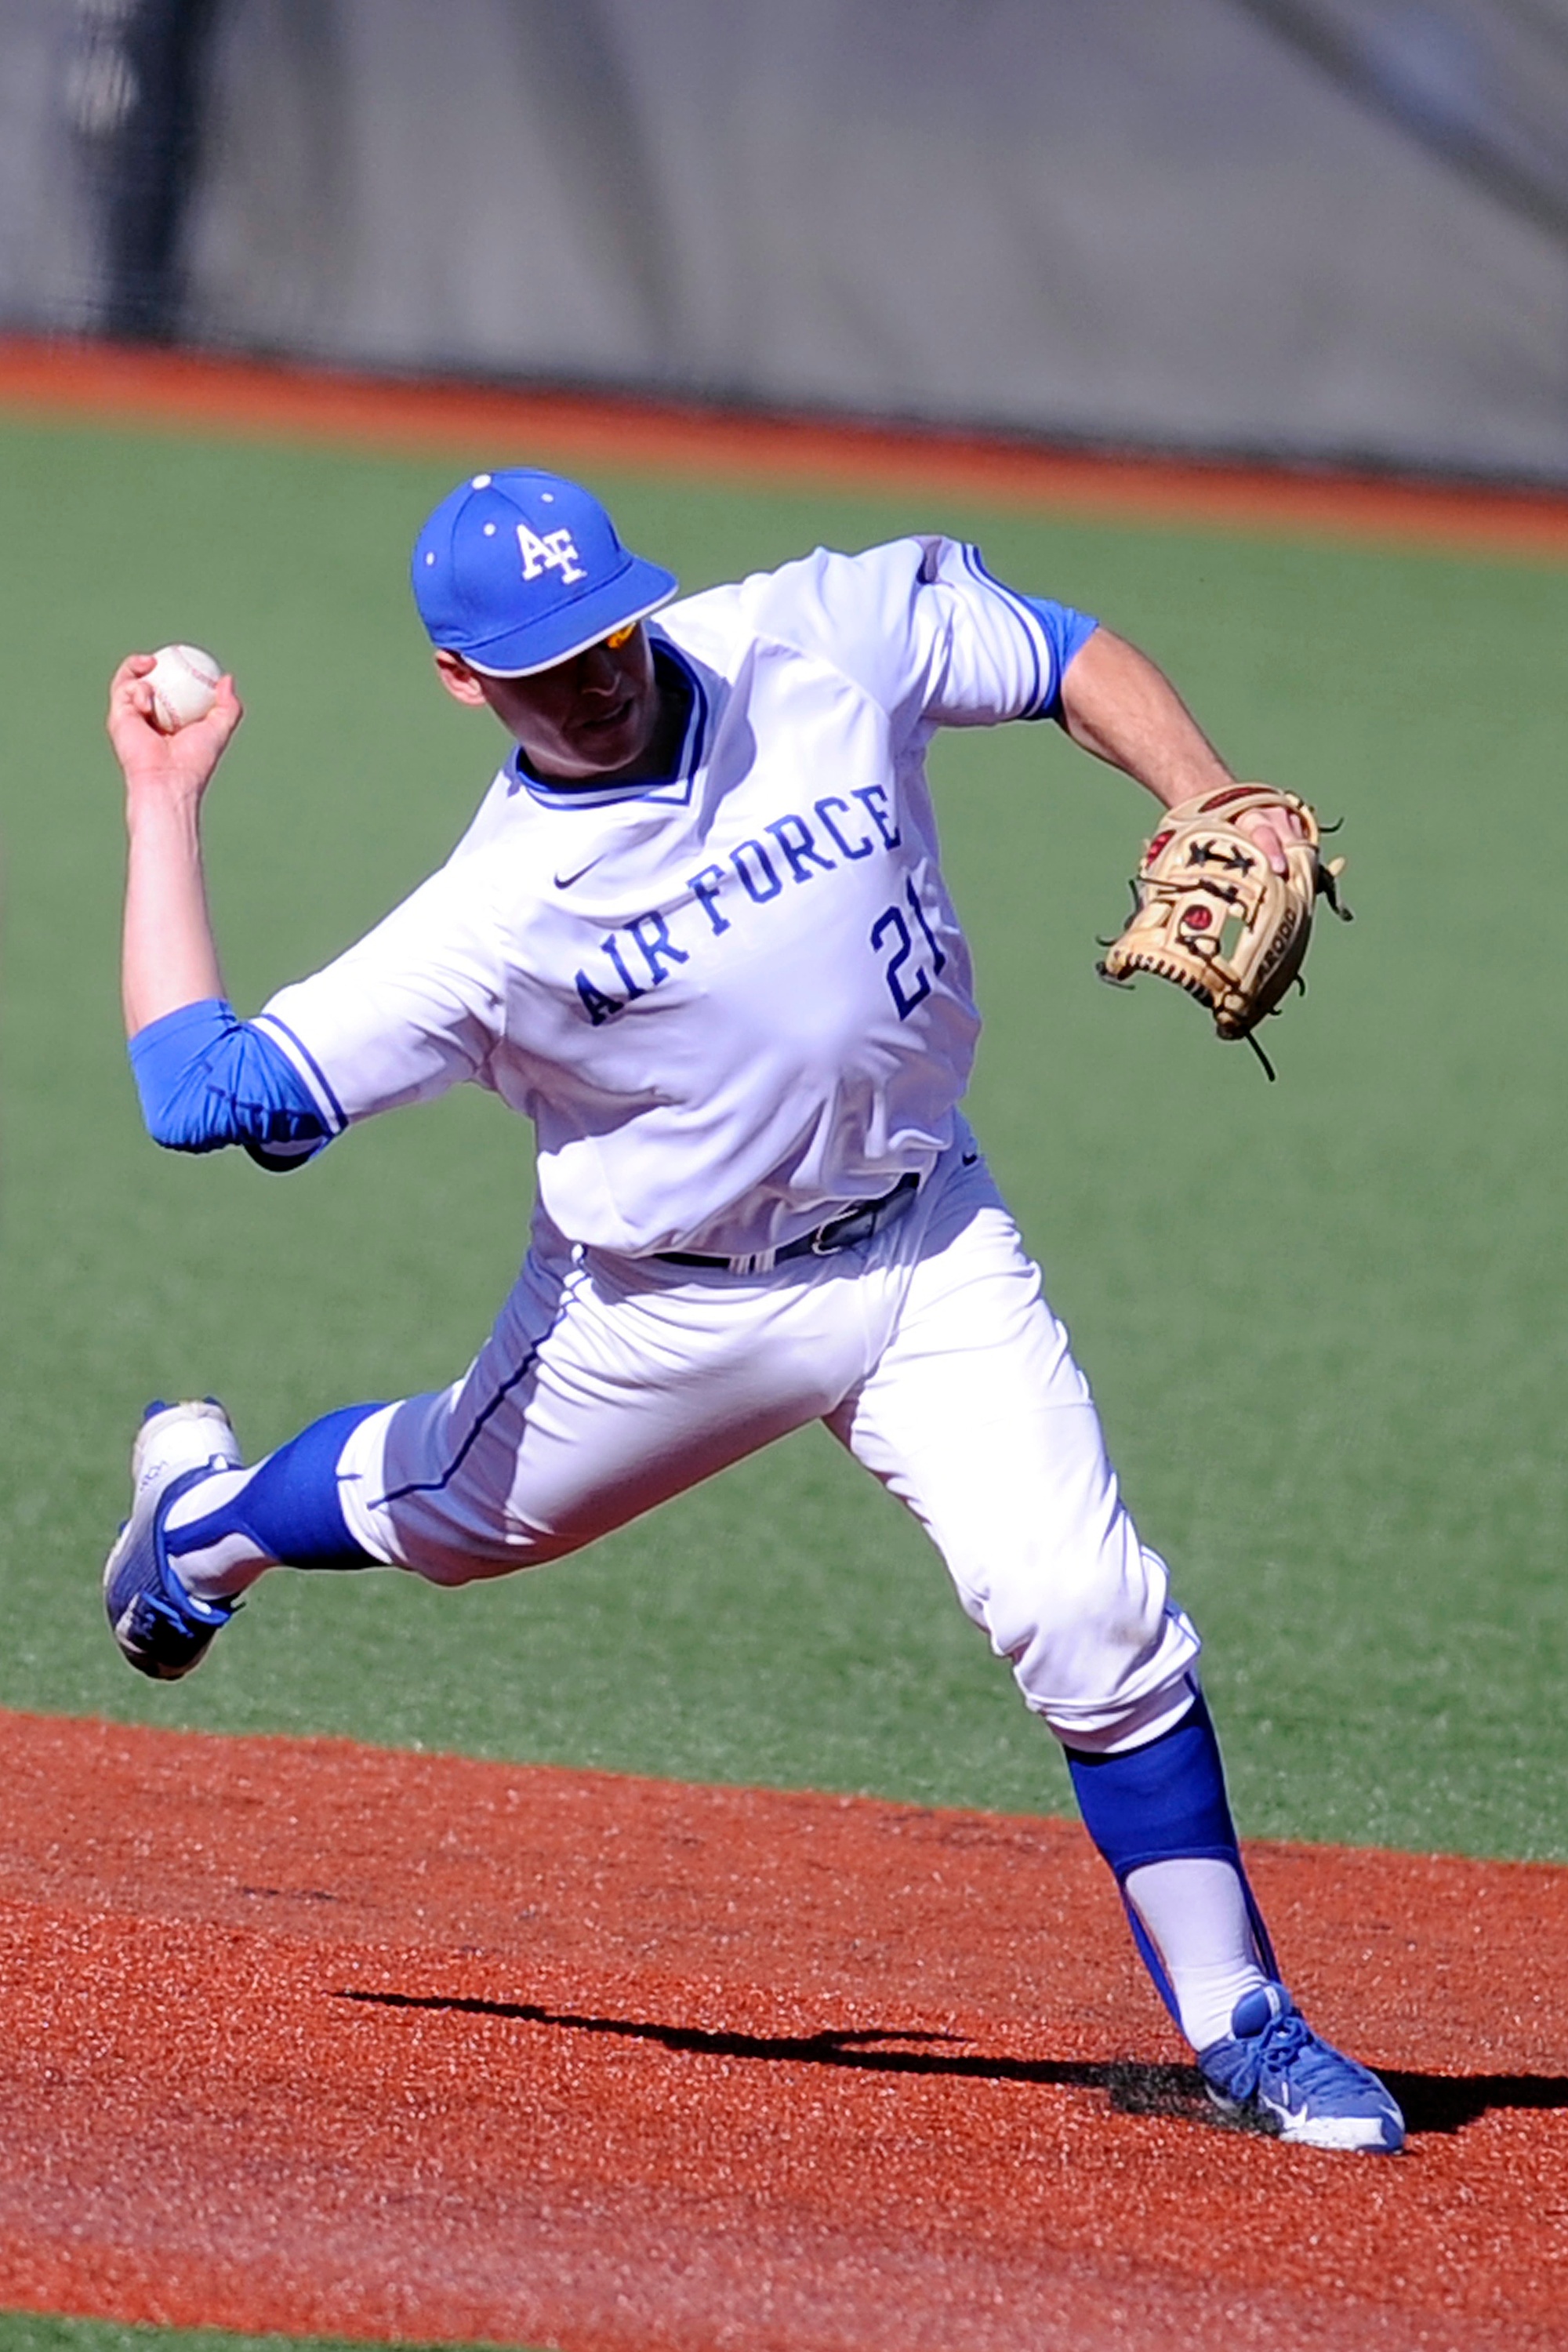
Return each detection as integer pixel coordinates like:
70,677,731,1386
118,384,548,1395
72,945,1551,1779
554,855,605,889
961,1150,978,1166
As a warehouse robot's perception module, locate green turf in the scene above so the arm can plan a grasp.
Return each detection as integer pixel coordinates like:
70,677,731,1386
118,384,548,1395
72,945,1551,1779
2,412,1566,1859
0,2321,540,2352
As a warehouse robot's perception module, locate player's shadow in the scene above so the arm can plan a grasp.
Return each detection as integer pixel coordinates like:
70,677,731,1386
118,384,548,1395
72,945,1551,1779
338,1988,1567,2139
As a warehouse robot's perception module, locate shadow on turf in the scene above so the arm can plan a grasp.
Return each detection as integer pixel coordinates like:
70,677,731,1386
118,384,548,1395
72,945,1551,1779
339,1988,1566,2138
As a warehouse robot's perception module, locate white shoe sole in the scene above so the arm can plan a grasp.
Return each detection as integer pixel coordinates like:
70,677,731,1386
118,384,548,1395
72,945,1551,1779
1277,2109,1404,2154
1207,2085,1403,2154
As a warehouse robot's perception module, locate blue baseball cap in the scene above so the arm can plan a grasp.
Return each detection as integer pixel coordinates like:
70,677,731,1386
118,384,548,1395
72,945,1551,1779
411,469,678,676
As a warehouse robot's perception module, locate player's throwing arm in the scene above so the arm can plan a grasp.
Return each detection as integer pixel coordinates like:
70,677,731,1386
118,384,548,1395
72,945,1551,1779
108,647,242,1035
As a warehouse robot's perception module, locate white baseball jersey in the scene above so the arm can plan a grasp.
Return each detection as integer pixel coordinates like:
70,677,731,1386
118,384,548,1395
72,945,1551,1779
257,537,1063,1259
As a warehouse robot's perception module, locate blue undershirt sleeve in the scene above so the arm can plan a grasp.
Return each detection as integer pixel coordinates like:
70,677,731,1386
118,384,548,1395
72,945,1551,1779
1019,594,1099,722
129,997,332,1174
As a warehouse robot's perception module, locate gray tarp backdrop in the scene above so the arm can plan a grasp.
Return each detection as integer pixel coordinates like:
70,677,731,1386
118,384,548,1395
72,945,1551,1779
3,0,1568,479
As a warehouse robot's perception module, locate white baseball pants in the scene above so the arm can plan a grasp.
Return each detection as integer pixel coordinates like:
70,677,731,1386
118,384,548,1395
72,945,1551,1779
337,1136,1201,1752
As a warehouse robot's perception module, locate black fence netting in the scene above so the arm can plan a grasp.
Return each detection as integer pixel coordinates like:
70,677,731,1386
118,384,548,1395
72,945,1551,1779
3,0,1568,480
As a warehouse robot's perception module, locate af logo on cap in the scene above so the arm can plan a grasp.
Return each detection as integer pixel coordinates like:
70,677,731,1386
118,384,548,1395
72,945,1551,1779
517,522,587,586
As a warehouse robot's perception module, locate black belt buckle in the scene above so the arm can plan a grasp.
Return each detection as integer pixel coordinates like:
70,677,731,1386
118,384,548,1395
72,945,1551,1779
809,1170,916,1258
810,1205,867,1257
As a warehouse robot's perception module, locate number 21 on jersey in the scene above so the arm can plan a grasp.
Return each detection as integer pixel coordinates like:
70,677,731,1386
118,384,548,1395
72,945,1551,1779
872,877,947,1019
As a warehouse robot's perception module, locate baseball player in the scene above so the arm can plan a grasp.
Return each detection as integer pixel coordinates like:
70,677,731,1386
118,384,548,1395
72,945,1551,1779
104,469,1403,2154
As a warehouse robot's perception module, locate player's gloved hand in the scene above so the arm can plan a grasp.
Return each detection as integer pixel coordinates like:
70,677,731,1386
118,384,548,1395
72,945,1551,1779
1231,794,1308,876
1096,782,1349,1077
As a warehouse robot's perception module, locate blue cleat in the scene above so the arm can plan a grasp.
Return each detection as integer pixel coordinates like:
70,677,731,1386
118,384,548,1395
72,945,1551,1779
1200,1983,1405,2153
103,1399,245,1681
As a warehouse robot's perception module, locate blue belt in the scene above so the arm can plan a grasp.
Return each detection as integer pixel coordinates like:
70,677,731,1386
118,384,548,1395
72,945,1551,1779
656,1171,921,1272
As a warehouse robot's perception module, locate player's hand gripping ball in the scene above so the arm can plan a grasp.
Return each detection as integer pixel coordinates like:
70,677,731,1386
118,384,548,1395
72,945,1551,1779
146,643,223,733
1096,784,1349,1076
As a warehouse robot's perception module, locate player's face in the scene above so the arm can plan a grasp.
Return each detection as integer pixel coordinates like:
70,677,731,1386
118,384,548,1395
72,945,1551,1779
435,627,664,783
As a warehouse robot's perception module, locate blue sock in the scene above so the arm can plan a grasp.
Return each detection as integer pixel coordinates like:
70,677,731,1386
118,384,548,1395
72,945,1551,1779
1065,1689,1278,2024
165,1403,382,1571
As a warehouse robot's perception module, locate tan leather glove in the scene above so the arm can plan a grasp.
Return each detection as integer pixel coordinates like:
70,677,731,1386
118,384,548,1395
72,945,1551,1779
1098,785,1349,1076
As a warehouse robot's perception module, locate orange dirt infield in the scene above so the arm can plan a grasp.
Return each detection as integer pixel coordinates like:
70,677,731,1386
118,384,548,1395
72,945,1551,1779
7,334,1568,562
0,1714,1564,2350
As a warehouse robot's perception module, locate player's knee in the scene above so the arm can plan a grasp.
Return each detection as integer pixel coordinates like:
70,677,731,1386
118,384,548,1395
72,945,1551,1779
985,1543,1165,1648
978,1541,1178,1708
384,1515,588,1587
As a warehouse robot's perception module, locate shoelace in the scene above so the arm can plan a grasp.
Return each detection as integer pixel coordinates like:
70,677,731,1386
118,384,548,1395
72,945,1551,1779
1224,2007,1312,2103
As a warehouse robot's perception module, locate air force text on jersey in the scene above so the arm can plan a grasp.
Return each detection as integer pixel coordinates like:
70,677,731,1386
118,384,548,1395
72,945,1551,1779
568,772,915,1027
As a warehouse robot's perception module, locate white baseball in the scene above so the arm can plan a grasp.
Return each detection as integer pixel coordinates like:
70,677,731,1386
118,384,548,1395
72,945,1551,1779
147,643,222,733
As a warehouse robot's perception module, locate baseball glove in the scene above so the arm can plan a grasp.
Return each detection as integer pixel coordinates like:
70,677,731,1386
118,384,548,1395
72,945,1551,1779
1096,784,1348,1077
